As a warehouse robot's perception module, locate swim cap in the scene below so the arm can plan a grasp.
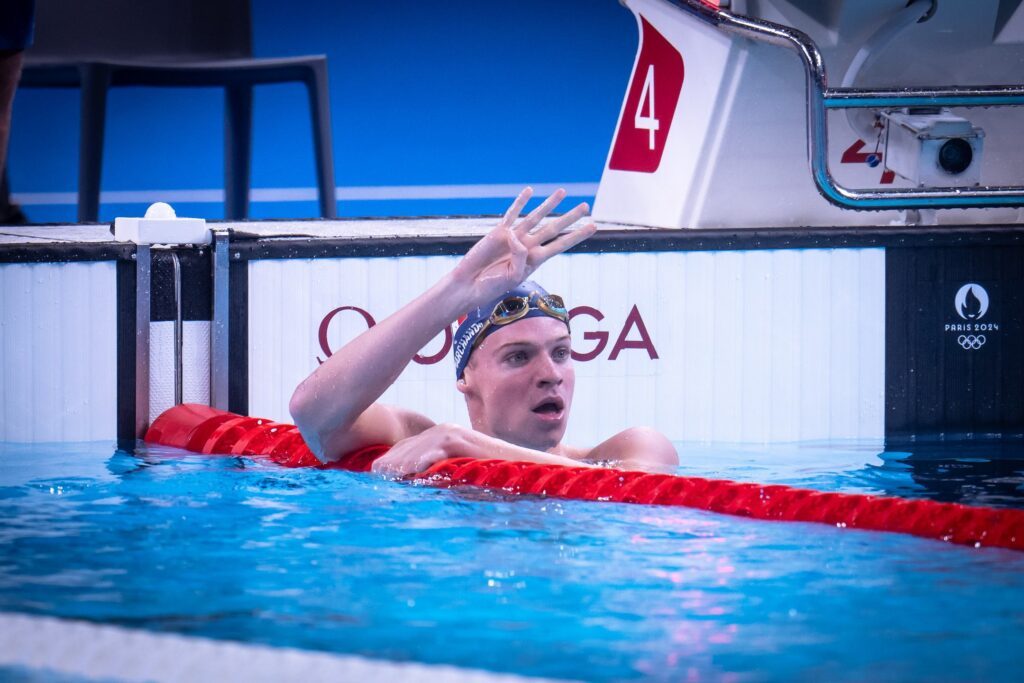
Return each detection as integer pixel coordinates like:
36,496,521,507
452,281,569,379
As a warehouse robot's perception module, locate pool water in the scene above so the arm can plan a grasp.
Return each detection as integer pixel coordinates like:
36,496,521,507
1,439,1023,682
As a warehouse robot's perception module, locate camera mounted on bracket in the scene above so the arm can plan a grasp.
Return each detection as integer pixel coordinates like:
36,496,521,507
881,108,985,187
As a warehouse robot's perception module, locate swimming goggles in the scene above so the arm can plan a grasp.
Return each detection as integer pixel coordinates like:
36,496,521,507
471,291,570,351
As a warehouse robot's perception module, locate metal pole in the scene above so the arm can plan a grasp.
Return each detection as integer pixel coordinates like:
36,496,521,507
170,250,183,406
134,245,151,437
211,230,231,410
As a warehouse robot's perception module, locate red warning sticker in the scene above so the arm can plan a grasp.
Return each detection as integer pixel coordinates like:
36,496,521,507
608,17,684,174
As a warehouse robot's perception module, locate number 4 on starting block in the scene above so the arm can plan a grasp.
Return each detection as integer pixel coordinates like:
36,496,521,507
609,17,685,173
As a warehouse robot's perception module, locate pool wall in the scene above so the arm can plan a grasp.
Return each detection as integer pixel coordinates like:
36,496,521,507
0,259,119,441
1,222,1022,444
246,247,885,445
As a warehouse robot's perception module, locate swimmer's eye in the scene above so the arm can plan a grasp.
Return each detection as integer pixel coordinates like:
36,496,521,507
552,346,571,361
505,350,529,365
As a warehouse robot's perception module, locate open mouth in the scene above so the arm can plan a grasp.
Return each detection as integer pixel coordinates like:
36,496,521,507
531,397,565,417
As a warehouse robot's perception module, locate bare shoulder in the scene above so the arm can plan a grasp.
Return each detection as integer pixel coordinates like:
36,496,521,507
318,403,435,462
584,427,678,471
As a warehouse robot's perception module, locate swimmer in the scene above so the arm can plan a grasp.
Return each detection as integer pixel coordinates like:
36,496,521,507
289,187,679,477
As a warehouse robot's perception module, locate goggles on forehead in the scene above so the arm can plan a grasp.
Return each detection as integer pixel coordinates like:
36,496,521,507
491,291,568,324
471,291,570,352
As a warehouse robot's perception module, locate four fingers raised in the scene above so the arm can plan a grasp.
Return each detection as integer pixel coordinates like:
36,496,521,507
493,186,596,271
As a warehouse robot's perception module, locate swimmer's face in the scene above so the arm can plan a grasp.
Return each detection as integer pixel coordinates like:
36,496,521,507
458,316,574,452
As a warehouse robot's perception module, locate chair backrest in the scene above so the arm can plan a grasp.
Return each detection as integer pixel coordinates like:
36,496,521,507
26,0,252,64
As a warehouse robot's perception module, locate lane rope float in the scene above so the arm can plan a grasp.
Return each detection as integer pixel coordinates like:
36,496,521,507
145,404,1024,552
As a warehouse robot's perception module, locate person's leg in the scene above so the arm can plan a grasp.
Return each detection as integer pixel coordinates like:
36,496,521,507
0,50,26,224
0,50,23,174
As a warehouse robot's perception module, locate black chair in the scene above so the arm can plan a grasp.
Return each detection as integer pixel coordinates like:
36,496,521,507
18,0,337,221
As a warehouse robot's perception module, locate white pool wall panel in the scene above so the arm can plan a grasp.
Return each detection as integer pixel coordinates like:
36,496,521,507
535,248,885,443
248,248,885,444
0,261,118,442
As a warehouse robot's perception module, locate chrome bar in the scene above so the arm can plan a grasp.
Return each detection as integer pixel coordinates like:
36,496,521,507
134,245,151,438
211,230,231,410
664,0,1024,210
170,251,183,406
825,86,1024,108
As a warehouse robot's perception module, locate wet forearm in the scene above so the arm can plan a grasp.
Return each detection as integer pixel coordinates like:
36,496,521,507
452,428,596,469
290,273,472,437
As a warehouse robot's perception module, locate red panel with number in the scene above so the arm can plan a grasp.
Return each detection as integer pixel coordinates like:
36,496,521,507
608,17,685,173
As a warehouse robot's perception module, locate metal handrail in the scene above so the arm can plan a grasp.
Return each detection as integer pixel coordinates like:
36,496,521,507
665,0,1024,210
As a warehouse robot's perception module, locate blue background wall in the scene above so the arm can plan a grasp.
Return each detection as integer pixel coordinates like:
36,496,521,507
9,1,638,223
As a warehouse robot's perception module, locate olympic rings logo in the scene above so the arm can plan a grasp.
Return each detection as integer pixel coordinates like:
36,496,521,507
957,334,986,350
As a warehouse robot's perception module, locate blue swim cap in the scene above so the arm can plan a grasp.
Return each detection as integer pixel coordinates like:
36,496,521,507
452,281,568,379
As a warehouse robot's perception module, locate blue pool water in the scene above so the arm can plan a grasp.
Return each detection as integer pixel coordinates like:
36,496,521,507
1,439,1023,682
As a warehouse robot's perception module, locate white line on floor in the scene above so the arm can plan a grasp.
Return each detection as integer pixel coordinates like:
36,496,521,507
11,183,600,206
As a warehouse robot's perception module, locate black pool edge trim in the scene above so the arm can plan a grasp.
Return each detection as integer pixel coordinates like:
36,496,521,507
3,223,1024,262
229,224,1024,260
0,241,136,263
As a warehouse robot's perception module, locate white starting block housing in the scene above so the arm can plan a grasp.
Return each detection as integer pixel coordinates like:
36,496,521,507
593,0,1024,228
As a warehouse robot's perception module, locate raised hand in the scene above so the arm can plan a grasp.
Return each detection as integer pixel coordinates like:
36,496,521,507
451,187,596,306
290,189,596,463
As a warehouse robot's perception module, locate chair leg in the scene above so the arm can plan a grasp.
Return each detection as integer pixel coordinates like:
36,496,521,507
225,84,253,220
0,166,27,224
305,60,337,219
78,64,111,223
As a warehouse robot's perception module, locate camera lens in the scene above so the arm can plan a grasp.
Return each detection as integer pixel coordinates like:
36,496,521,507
938,138,973,175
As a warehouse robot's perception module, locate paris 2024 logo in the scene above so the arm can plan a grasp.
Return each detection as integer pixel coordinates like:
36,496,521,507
945,283,999,350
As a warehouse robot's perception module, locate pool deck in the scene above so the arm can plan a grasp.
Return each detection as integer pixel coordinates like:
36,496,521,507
0,217,661,247
5,217,1024,265
0,611,574,683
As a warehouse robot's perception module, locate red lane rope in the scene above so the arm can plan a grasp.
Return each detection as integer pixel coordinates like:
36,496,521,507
145,404,1024,552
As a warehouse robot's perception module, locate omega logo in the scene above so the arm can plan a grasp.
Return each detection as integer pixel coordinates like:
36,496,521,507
316,305,659,365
